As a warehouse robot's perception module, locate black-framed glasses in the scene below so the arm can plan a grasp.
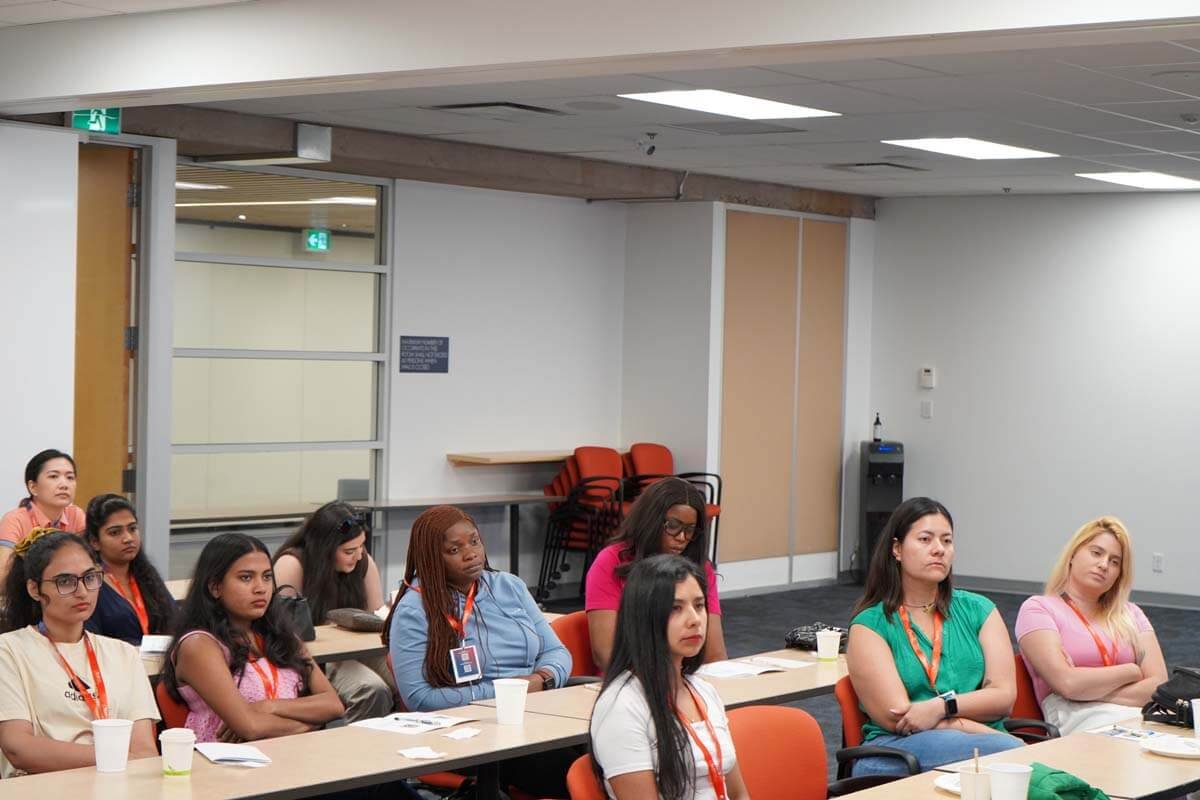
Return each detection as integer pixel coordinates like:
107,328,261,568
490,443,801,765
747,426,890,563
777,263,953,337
663,518,698,541
41,570,104,596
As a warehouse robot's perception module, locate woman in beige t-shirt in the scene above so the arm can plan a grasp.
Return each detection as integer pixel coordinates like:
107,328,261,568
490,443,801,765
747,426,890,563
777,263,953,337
0,528,159,778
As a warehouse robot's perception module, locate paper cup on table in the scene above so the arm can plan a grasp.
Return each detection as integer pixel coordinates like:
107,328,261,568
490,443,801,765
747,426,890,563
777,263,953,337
1191,699,1200,738
493,678,529,725
957,768,991,800
815,629,841,661
985,763,1031,800
160,728,196,776
92,718,134,773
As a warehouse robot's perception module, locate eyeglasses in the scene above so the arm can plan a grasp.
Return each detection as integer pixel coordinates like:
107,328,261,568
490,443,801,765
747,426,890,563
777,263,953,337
663,518,698,541
41,570,104,596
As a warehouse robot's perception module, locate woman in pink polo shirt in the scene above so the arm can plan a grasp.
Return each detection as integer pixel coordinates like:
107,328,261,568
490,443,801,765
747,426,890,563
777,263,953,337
586,478,726,671
0,450,85,584
1016,516,1167,735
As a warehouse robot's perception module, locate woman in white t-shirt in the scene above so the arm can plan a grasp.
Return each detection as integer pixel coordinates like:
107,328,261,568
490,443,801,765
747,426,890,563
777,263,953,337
0,528,159,778
590,554,750,800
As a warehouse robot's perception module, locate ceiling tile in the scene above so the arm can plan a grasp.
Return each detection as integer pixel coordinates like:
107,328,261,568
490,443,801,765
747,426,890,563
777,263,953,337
538,74,693,97
847,76,1010,108
766,59,945,82
1082,152,1200,172
1092,65,1200,98
75,0,241,10
980,68,1186,104
1089,128,1200,151
1051,41,1200,68
290,107,516,136
751,82,942,114
433,127,635,154
0,1,116,23
1087,98,1200,127
641,67,813,89
888,50,1056,76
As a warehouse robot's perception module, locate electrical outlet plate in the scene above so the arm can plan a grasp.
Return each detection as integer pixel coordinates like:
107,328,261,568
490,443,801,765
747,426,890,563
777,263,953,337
1152,553,1164,573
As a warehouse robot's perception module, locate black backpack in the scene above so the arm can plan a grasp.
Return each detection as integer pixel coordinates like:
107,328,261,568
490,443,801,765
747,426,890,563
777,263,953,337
1142,667,1200,727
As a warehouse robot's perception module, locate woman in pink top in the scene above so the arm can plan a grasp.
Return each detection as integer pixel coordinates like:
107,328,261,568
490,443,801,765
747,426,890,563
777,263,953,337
1016,517,1167,735
586,478,725,671
0,450,85,585
160,534,343,742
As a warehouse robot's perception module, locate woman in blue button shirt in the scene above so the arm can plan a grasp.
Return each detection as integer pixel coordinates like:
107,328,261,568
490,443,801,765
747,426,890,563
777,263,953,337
384,504,573,795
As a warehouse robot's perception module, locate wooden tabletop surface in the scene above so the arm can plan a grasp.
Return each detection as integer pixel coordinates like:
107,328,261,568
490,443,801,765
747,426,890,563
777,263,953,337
0,704,587,800
446,450,573,466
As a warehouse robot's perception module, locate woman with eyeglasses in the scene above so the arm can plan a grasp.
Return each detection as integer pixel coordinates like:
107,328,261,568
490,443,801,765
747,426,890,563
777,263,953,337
0,528,159,777
586,478,726,672
273,501,395,721
83,494,178,647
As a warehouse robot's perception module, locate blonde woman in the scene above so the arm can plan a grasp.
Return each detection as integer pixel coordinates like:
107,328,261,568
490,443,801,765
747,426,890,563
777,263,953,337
1016,517,1167,734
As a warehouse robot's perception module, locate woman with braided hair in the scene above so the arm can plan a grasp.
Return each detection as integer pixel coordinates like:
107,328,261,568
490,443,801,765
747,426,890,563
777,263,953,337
384,505,574,796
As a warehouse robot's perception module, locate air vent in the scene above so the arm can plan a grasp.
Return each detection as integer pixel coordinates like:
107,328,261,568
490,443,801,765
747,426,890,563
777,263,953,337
829,162,928,175
425,102,567,122
663,121,806,136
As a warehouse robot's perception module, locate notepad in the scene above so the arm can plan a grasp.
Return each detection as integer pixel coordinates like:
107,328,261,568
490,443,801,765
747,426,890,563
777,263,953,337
353,712,479,735
745,655,816,671
398,746,446,759
696,660,787,678
195,742,271,766
139,635,173,655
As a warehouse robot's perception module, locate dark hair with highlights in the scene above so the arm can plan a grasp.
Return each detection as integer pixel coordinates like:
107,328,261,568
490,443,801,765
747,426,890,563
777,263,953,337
591,554,708,799
274,501,369,623
161,533,312,703
84,493,177,635
1,530,97,632
853,496,955,620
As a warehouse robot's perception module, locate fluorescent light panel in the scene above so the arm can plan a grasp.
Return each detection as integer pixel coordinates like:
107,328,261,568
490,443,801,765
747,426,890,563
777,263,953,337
175,181,230,190
175,197,376,208
1075,171,1200,190
618,89,839,120
882,137,1058,160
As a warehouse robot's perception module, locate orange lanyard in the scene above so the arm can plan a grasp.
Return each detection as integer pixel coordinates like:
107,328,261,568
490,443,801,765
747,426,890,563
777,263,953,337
898,606,944,690
1060,595,1114,667
406,581,477,641
676,681,728,800
106,573,149,635
40,626,109,719
248,634,281,700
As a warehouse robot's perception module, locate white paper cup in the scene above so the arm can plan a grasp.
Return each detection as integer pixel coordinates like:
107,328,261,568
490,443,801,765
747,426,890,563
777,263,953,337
816,629,841,661
985,763,1032,800
92,718,134,773
160,727,196,776
493,678,530,725
1191,699,1200,738
958,768,992,800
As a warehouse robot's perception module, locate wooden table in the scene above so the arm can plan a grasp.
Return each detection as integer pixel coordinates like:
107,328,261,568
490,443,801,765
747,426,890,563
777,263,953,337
446,450,573,466
0,705,587,800
143,624,387,677
472,649,846,720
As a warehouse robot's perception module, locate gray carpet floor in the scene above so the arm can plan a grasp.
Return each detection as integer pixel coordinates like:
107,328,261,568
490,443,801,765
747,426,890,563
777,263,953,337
719,582,1200,776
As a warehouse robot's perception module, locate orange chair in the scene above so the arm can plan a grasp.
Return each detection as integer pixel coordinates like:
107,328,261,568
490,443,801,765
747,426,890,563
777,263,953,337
627,442,723,563
1009,652,1059,741
551,610,601,678
566,754,606,800
155,681,190,730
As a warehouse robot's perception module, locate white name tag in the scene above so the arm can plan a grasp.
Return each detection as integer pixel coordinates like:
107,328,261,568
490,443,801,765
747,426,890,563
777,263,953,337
451,645,482,684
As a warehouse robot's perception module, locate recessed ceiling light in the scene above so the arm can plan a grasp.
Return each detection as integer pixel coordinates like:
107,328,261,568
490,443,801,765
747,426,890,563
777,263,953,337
618,89,840,120
881,137,1059,160
176,197,377,208
236,214,247,221
175,181,230,190
1075,171,1200,189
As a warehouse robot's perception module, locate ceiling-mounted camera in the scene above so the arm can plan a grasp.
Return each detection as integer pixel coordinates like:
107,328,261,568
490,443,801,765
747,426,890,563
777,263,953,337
637,132,658,156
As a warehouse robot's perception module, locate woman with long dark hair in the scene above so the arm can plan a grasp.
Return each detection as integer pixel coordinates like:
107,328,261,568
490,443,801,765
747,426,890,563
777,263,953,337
590,554,749,799
83,494,177,646
385,505,572,797
586,478,726,670
161,533,343,742
274,501,393,721
846,497,1021,775
0,450,85,584
0,529,159,777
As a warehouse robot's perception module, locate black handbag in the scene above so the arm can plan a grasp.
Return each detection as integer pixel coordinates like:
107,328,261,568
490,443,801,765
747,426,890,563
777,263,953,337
784,622,847,652
273,584,316,642
1142,667,1200,727
326,607,385,633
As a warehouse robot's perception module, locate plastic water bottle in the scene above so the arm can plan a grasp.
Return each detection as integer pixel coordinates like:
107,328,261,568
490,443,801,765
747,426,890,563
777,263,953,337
872,413,882,442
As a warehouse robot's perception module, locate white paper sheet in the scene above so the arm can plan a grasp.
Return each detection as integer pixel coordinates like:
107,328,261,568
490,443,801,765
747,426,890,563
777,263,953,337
443,727,482,740
195,742,271,766
398,746,447,759
352,712,479,735
139,635,173,654
695,660,783,678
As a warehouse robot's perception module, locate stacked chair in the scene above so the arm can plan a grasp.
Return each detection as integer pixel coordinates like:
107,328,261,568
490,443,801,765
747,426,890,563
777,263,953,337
534,443,723,602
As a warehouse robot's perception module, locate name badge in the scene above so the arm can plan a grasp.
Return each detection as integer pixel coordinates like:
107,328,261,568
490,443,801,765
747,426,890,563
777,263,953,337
451,644,482,684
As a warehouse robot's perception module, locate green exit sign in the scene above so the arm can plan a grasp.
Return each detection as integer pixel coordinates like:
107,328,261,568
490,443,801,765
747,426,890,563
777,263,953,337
70,108,121,135
303,228,331,252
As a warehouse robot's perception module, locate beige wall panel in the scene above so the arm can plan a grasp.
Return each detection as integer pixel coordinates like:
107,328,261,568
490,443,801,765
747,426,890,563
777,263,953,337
794,219,848,554
719,211,799,563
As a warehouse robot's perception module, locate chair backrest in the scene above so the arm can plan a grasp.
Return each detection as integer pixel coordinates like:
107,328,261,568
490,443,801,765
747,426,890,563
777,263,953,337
834,675,868,748
155,680,190,730
629,442,674,477
728,705,828,800
567,754,607,800
551,610,601,678
620,450,634,479
1012,652,1044,722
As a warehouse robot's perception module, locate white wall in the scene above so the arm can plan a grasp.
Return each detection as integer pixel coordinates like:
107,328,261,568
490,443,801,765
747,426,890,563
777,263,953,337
871,193,1200,595
621,202,718,473
385,180,626,583
839,217,876,572
0,124,79,492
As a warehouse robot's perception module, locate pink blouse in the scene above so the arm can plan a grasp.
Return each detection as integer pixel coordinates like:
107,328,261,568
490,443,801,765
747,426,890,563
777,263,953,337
585,543,721,615
174,630,305,742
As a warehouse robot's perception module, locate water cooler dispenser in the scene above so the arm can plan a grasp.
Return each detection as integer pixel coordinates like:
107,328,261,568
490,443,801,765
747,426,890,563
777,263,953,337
856,441,904,582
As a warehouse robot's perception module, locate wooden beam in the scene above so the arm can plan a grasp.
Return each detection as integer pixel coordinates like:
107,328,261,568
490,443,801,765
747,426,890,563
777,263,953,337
16,105,875,218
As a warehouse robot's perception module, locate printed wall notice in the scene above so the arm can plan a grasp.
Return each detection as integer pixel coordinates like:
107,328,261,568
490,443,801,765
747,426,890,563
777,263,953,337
399,336,450,373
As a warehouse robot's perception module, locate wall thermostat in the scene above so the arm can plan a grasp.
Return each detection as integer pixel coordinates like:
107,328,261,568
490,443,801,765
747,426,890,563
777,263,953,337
919,367,936,389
